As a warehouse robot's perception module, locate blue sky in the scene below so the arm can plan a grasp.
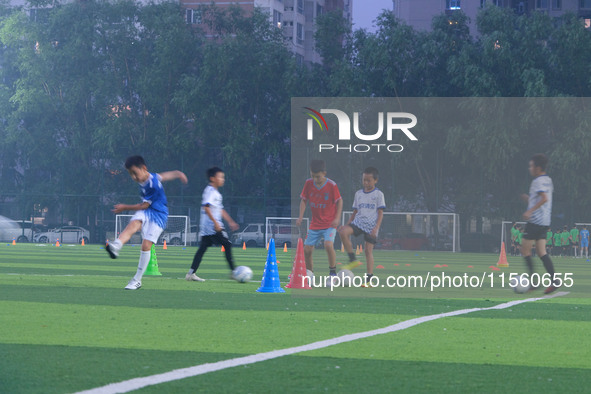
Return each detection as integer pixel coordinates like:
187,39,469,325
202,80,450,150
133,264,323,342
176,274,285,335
352,0,393,32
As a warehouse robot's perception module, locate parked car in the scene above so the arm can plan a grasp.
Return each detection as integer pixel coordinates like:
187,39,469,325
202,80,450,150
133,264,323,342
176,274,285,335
232,223,265,247
0,220,35,243
231,223,301,248
34,226,90,244
376,233,430,251
160,225,198,246
460,233,499,253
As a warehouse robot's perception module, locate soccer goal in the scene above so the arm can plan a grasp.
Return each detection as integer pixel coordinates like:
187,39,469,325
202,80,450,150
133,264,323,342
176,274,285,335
115,215,189,246
264,217,309,249
341,211,460,252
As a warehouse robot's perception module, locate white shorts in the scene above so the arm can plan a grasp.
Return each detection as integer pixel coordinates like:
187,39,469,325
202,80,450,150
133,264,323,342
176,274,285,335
130,210,164,244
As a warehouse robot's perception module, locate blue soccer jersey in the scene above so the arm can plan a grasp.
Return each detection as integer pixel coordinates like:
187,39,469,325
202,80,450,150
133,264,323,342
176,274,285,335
139,173,168,229
580,229,589,243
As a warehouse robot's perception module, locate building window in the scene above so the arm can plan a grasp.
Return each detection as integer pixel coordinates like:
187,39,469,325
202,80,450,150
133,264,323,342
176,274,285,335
297,0,304,14
493,0,504,5
273,10,282,28
446,0,461,10
480,0,486,7
186,9,202,25
296,23,304,45
581,0,591,9
316,4,323,17
536,0,548,8
552,0,561,9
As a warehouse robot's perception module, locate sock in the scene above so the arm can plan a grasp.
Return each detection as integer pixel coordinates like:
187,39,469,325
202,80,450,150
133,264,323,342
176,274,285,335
329,268,337,276
348,252,356,262
365,273,373,284
133,250,151,282
188,268,195,275
524,255,534,275
540,254,556,284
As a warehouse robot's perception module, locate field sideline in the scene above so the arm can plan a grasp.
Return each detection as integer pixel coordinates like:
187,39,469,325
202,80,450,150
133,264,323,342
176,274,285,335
1,243,590,393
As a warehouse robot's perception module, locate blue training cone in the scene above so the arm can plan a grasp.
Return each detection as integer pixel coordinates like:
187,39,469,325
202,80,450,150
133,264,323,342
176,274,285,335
256,238,285,293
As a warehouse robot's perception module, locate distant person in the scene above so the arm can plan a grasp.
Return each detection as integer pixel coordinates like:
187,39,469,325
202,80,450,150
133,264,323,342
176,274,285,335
296,160,342,276
510,222,520,256
107,156,188,290
520,153,559,294
580,225,589,259
338,167,386,286
561,227,570,257
570,224,579,258
186,167,239,282
545,227,553,256
553,228,562,256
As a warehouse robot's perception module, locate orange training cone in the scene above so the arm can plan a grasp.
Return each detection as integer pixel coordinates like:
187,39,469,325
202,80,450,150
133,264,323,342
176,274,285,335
81,238,85,246
163,240,168,250
243,242,246,250
106,239,109,246
11,238,15,245
356,244,360,255
286,238,310,289
221,245,225,252
360,244,363,253
497,242,509,267
283,243,288,252
55,239,60,247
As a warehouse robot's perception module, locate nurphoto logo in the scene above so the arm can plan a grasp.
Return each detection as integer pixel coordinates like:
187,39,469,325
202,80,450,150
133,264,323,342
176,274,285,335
303,107,418,153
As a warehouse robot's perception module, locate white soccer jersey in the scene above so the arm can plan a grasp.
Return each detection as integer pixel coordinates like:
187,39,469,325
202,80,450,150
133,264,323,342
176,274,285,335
200,185,224,236
351,188,386,234
527,175,553,226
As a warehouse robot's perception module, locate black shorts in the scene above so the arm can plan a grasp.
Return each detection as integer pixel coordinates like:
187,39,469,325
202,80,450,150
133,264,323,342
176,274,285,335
200,231,231,247
523,223,548,241
350,224,377,244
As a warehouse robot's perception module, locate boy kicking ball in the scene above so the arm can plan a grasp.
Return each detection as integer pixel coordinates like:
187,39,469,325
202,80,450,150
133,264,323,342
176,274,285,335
185,167,239,282
106,156,188,290
338,167,385,286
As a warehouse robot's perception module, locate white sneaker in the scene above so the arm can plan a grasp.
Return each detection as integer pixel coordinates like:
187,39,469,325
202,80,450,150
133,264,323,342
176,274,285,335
185,273,205,282
106,243,120,259
124,279,141,290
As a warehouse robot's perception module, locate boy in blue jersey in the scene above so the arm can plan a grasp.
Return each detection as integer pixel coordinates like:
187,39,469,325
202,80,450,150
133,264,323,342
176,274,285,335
520,154,559,294
185,167,239,282
580,225,589,258
106,156,188,290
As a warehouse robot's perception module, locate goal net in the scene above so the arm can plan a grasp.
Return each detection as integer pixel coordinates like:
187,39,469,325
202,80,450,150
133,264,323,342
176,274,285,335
341,211,460,252
264,217,309,249
115,215,189,246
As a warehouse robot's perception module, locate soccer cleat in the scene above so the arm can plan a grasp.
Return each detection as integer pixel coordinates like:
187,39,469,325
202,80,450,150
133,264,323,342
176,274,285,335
105,243,119,259
341,260,362,271
544,284,559,294
124,279,141,290
186,273,205,282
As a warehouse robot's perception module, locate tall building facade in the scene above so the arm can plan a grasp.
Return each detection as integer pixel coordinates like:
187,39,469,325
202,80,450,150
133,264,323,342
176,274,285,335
393,0,590,35
181,0,352,64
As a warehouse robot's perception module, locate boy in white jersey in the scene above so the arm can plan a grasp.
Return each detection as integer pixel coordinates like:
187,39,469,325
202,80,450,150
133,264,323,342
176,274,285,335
186,167,239,282
338,167,385,285
520,154,559,294
106,156,188,290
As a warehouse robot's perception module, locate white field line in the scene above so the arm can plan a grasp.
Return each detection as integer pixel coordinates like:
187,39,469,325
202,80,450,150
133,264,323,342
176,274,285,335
74,291,569,394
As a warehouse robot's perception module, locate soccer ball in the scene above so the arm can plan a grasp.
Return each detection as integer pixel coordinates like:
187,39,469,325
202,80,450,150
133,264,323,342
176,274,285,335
233,266,253,283
337,269,355,287
510,274,530,294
